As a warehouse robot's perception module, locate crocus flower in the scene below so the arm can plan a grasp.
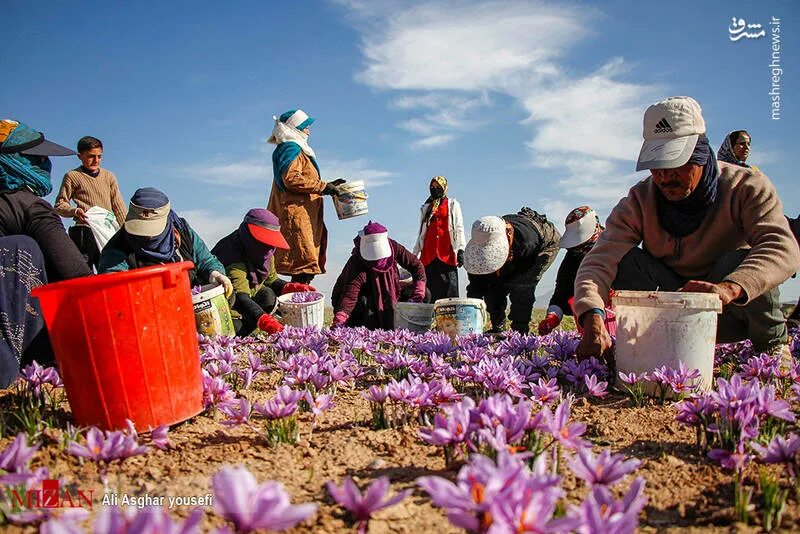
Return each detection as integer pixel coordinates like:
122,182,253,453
544,400,588,449
305,391,335,416
20,361,62,397
0,433,39,473
211,465,316,533
709,442,750,471
219,398,253,427
327,476,410,533
528,377,560,405
362,385,388,404
584,374,608,398
751,433,800,466
569,476,647,534
68,427,148,463
569,448,641,487
92,505,203,534
150,425,172,450
419,397,474,447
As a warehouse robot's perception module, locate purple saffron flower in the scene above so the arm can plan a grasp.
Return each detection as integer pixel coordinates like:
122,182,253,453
20,361,62,397
0,433,39,473
419,397,474,447
150,425,172,450
91,506,203,534
68,427,148,463
528,377,560,405
305,391,335,416
571,476,648,534
289,291,323,303
362,385,388,404
219,398,253,427
544,400,588,449
569,448,641,487
327,476,410,533
584,374,608,398
709,443,751,471
211,465,317,533
751,433,800,465
618,371,640,385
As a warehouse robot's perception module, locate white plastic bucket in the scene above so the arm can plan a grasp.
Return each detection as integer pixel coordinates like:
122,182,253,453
277,292,325,329
333,180,369,220
433,297,487,339
394,302,434,333
192,284,236,337
613,290,722,392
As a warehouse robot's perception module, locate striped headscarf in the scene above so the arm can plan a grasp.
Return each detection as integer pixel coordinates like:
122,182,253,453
424,175,448,224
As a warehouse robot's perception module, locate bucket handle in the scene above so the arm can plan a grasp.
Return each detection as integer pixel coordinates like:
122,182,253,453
162,265,189,288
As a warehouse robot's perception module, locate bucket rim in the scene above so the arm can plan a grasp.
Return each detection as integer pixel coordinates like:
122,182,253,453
191,283,225,303
612,290,722,312
32,261,195,297
277,292,325,305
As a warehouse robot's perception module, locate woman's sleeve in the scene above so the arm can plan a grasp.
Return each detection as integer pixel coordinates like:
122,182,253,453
282,155,327,195
25,197,91,280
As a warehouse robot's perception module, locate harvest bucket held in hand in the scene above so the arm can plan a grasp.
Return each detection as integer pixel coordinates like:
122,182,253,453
433,297,487,339
31,262,204,431
277,291,325,329
394,302,434,333
612,290,722,393
333,180,369,220
192,284,235,337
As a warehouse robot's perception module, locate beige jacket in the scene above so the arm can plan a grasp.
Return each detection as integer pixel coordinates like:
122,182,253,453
267,152,328,275
574,162,800,316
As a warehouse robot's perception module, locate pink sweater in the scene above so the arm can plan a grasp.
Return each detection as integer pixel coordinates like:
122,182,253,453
574,162,800,316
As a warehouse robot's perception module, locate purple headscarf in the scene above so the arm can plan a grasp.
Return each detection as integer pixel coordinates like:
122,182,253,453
212,209,279,286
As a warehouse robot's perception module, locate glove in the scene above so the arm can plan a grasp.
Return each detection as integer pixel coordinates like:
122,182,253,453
457,250,464,268
322,179,347,196
281,282,316,295
409,281,426,303
332,311,348,328
537,313,561,335
209,271,233,298
257,314,284,334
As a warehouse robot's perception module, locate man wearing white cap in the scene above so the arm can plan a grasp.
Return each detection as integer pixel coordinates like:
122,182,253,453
464,207,560,334
538,206,604,335
574,96,800,360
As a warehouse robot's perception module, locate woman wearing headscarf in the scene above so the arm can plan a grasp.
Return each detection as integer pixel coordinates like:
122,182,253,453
212,208,316,336
718,130,759,171
267,109,345,284
537,206,605,335
98,187,232,296
413,175,466,301
0,119,91,388
332,221,427,330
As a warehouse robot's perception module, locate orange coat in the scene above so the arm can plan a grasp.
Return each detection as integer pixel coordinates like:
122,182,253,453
267,152,328,275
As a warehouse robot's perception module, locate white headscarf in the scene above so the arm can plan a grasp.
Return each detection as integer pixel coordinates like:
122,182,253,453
267,111,316,160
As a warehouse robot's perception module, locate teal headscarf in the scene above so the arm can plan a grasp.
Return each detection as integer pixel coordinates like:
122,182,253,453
0,121,53,196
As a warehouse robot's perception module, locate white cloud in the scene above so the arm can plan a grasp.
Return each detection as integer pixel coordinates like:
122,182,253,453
183,154,395,189
343,0,659,206
411,134,455,149
184,160,269,186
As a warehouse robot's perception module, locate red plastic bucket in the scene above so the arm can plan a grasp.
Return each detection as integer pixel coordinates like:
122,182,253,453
31,261,203,431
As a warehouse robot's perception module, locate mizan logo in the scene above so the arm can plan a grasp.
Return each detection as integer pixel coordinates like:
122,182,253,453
5,479,94,510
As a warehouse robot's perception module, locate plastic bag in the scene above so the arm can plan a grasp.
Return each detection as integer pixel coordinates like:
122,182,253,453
84,206,120,250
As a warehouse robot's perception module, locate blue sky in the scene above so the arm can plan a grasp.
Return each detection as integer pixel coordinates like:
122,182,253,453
3,0,799,302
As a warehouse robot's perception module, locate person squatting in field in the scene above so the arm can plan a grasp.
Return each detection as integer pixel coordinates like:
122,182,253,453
573,96,800,363
464,207,560,335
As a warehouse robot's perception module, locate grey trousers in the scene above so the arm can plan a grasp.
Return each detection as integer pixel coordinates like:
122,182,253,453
614,248,787,351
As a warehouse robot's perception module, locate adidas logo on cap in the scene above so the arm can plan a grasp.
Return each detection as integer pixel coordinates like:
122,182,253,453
653,118,672,134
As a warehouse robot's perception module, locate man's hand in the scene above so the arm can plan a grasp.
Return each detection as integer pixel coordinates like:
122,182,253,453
75,208,89,224
576,313,613,361
679,280,742,306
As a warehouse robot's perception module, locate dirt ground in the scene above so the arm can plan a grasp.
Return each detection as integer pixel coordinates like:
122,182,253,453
2,376,797,533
